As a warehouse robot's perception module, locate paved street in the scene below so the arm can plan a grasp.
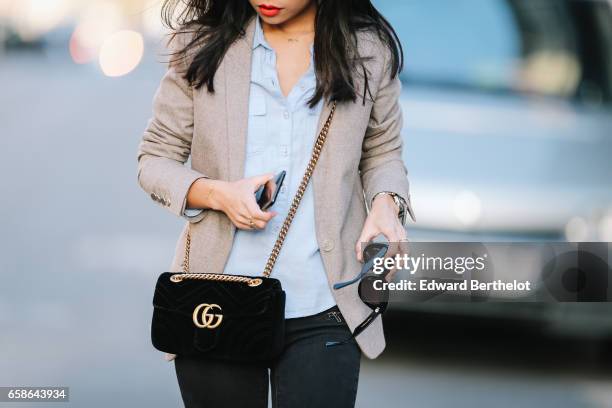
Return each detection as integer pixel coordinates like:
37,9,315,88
1,50,611,407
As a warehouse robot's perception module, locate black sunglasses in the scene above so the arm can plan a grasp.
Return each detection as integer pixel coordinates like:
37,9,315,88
327,242,390,347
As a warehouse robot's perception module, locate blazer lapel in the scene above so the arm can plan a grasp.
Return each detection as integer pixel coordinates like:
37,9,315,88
224,16,257,181
312,97,335,228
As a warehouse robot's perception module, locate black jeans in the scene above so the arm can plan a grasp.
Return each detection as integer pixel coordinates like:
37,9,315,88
174,305,361,408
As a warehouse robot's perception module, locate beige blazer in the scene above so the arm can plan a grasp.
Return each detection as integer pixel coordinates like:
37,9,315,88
137,15,414,359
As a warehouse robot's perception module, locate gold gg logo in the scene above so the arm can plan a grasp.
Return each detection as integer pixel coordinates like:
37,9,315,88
192,303,223,329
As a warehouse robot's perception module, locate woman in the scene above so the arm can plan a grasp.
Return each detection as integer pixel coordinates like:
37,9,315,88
138,0,415,406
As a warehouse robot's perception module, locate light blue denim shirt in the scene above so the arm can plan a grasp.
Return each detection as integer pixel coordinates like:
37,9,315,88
185,16,336,318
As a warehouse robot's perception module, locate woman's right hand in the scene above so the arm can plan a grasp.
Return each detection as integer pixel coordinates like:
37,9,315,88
187,174,277,230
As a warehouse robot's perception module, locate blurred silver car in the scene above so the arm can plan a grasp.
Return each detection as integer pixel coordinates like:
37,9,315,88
374,0,612,337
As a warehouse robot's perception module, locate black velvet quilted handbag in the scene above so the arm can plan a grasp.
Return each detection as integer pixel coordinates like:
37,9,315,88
151,102,337,362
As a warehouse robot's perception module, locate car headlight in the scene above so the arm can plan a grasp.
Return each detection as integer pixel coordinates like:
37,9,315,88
565,216,589,241
598,212,612,241
564,209,612,242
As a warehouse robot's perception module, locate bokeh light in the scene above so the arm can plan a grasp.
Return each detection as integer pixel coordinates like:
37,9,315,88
69,29,97,64
597,212,612,241
453,190,482,227
69,1,122,64
565,216,589,242
141,0,166,38
99,30,144,77
8,0,72,41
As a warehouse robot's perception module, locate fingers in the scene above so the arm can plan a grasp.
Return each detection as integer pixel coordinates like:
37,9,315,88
398,238,410,262
383,224,407,256
386,225,410,282
244,199,276,229
234,215,258,230
219,174,279,230
245,199,276,223
380,224,403,243
355,227,379,262
397,224,408,241
234,202,276,230
250,172,275,189
235,220,253,230
356,220,408,262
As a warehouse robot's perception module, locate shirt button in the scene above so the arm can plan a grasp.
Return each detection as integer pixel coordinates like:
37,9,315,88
321,239,334,252
283,111,290,119
280,185,287,194
280,145,288,157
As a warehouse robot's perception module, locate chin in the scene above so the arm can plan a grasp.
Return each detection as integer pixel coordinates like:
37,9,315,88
258,12,289,24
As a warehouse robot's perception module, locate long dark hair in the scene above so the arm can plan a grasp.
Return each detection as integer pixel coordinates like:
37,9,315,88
162,0,403,107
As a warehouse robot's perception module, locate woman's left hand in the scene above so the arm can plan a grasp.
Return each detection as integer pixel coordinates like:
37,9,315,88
355,194,407,278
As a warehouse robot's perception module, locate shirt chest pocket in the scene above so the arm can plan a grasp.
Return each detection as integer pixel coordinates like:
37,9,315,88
246,86,268,158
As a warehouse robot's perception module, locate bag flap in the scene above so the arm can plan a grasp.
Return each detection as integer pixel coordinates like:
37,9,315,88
153,272,282,319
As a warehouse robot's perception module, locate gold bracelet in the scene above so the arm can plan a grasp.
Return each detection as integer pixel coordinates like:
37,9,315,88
206,184,215,203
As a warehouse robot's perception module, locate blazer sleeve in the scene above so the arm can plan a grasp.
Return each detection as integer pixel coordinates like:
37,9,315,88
137,33,207,223
359,48,416,222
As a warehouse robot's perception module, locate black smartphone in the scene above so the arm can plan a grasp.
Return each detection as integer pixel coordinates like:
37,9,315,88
255,170,286,210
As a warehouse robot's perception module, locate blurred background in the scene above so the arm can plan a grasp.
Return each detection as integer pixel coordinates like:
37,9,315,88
0,0,611,407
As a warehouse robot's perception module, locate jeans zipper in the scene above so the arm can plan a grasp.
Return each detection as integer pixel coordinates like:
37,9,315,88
327,311,342,323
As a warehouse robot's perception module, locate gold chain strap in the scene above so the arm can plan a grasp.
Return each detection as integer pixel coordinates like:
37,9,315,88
180,100,337,282
262,101,337,277
182,228,191,274
171,273,262,287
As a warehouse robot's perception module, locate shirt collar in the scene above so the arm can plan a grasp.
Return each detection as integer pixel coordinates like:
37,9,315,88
253,16,273,51
252,15,315,55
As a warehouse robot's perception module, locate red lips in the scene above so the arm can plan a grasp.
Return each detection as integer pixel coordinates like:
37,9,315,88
259,3,282,17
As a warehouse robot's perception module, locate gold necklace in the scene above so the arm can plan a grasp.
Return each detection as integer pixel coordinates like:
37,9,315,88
284,30,314,43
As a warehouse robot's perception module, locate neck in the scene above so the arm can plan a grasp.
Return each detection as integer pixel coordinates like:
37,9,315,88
261,2,316,36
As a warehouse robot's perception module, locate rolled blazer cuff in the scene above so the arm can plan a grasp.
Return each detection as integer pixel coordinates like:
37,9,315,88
169,170,203,218
178,175,209,223
137,156,209,220
183,207,207,223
